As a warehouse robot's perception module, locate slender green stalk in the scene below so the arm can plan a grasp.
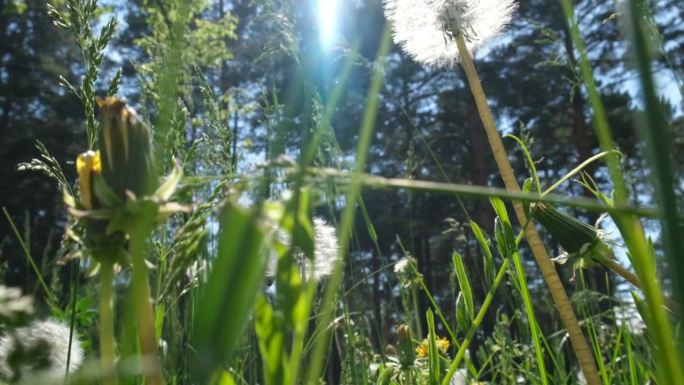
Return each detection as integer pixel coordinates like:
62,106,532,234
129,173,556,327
304,26,392,384
129,231,164,385
510,250,548,385
308,168,658,218
99,258,117,385
541,151,621,196
2,207,57,304
454,34,602,385
418,278,456,343
66,259,81,381
624,0,684,348
597,255,677,311
411,287,423,339
287,284,316,385
441,258,509,385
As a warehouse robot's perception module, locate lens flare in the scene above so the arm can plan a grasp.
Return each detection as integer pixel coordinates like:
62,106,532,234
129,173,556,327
318,0,339,50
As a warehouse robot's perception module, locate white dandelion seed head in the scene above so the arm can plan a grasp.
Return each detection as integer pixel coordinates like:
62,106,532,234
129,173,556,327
0,319,83,381
393,256,414,274
309,217,339,281
449,368,468,385
384,0,518,67
267,217,339,282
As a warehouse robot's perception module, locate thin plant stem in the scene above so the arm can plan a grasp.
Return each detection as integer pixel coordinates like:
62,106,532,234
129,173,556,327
129,231,164,385
441,258,509,385
304,26,392,384
454,34,602,385
66,259,80,381
308,168,658,218
510,250,548,385
2,207,57,304
411,287,423,340
99,258,117,385
598,256,677,311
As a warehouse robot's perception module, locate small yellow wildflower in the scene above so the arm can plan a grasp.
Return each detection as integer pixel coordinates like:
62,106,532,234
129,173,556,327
437,337,450,353
76,150,102,209
415,336,450,357
415,339,429,357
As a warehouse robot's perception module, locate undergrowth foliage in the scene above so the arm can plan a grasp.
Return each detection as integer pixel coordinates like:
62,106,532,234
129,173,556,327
1,0,682,385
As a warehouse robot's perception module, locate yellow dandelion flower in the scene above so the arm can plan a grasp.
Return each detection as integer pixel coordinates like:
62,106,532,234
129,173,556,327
437,336,450,353
415,339,429,357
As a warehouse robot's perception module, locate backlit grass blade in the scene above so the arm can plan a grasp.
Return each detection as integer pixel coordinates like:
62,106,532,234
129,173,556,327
192,202,269,384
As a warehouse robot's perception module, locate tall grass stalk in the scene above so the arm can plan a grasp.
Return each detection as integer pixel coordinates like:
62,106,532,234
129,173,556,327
305,25,393,384
453,34,602,384
310,168,658,217
3,207,57,304
442,256,509,385
560,0,684,382
623,0,684,335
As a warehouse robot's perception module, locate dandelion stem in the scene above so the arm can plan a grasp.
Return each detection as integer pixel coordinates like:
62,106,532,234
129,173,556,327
597,256,678,311
454,34,602,385
99,258,117,385
129,231,164,385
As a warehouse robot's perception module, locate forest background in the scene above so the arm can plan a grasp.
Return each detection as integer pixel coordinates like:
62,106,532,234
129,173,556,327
0,0,683,383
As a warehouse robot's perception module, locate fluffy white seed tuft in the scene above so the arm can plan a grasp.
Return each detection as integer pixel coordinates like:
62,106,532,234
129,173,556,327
308,217,338,281
268,217,339,283
384,0,517,67
0,319,83,382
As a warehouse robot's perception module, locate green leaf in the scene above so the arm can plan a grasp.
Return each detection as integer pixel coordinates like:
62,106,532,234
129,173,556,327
522,178,533,216
93,174,123,208
217,371,238,385
452,252,473,321
154,159,183,201
426,310,440,385
470,221,494,289
192,202,269,384
455,292,471,332
254,294,286,385
490,198,515,258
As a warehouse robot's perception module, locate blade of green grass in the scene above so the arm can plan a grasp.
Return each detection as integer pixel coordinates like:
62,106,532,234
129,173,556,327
2,207,56,304
308,168,659,218
192,202,269,384
490,198,548,385
560,1,684,382
623,0,684,345
304,25,393,384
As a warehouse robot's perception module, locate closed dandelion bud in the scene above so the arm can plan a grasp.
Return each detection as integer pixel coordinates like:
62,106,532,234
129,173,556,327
97,97,156,199
396,324,415,367
531,203,615,270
